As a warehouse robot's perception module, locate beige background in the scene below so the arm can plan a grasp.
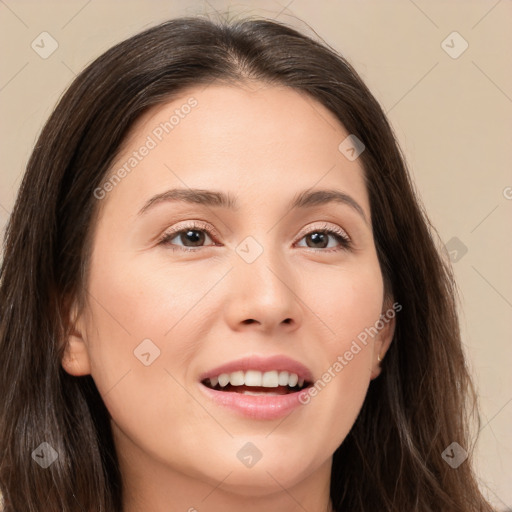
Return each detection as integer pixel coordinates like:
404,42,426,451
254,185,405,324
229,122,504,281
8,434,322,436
1,0,511,509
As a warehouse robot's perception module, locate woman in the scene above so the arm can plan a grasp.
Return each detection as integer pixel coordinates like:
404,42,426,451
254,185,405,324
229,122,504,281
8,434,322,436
0,15,495,512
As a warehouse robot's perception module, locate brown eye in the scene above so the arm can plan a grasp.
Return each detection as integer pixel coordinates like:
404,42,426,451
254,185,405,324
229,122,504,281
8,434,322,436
158,223,217,251
296,225,351,252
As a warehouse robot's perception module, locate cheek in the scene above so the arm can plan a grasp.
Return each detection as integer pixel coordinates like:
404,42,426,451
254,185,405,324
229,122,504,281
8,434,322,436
301,255,384,346
84,248,221,361
82,256,211,467
296,259,383,443
82,250,228,425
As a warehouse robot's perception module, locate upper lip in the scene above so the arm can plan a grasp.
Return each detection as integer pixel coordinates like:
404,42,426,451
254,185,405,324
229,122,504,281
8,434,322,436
199,354,314,383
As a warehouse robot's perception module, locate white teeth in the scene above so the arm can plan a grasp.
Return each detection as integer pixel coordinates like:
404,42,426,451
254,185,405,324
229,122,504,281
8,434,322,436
207,370,304,389
218,373,230,387
244,370,262,387
262,370,279,387
230,371,245,386
278,371,289,386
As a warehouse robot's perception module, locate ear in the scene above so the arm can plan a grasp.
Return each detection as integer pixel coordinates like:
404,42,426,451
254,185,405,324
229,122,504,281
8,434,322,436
369,302,397,380
61,300,92,376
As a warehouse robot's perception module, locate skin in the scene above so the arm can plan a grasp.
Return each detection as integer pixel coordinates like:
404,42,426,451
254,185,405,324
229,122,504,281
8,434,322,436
62,82,395,512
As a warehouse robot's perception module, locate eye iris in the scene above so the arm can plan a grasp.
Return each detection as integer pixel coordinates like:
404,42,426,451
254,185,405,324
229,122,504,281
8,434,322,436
308,232,328,248
182,229,205,246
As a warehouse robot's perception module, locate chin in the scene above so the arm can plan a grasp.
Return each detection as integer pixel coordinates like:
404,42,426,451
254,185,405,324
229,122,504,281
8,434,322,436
193,444,325,496
206,465,310,497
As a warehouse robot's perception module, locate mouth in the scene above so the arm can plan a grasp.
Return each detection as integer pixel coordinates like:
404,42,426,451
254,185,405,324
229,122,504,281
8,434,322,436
198,355,315,419
201,370,312,396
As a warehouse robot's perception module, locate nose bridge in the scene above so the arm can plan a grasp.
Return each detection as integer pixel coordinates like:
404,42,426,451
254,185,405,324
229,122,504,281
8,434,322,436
225,232,302,330
237,234,293,301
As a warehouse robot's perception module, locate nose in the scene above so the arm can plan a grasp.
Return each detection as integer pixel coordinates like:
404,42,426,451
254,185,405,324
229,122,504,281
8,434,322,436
223,244,303,334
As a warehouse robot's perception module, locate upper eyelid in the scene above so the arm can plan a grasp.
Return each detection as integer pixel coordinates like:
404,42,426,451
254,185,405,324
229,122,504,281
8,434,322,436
162,220,219,240
300,222,350,240
161,221,350,243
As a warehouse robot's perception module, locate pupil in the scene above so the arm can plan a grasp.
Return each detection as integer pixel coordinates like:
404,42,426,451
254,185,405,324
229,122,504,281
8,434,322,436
183,230,204,246
309,232,327,248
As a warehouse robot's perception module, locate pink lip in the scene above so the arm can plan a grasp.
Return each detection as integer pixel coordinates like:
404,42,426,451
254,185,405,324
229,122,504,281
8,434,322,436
198,354,314,420
198,354,314,382
199,383,311,420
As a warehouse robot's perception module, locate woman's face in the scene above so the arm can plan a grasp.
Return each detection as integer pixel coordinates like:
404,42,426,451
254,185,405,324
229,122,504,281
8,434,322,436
63,82,394,497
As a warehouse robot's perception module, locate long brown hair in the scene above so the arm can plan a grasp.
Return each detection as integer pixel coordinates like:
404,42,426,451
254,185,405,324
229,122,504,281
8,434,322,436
0,14,495,512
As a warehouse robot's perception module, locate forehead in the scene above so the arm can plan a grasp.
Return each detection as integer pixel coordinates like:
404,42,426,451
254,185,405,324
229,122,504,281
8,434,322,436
118,81,354,163
98,82,369,218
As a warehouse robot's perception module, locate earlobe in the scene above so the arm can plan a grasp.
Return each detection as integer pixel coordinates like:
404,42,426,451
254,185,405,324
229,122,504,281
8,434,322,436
370,308,396,380
61,306,92,377
370,353,385,380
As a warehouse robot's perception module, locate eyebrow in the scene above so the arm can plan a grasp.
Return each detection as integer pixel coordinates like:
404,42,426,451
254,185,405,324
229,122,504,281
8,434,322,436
138,187,368,224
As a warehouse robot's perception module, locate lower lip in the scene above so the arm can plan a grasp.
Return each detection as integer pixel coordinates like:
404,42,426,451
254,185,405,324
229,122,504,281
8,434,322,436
199,383,311,420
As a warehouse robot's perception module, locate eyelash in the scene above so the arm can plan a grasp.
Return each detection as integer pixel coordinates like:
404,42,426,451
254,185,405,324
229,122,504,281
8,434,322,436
157,221,352,253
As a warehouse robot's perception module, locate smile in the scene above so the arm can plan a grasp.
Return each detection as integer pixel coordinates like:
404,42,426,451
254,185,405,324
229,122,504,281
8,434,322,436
198,355,314,419
202,370,310,395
